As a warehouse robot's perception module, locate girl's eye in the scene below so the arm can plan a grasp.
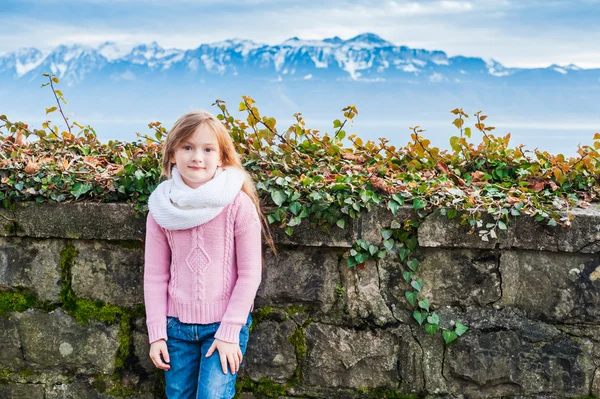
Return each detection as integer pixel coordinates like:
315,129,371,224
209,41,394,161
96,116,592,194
205,148,214,152
183,145,192,150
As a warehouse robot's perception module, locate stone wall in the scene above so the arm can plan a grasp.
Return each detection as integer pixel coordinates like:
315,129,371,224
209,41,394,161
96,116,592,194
1,201,600,398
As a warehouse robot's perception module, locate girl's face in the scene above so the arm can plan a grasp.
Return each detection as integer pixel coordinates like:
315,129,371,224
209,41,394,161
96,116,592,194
170,124,222,189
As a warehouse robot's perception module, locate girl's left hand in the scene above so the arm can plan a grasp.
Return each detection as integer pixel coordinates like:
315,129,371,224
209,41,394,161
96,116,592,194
206,338,243,374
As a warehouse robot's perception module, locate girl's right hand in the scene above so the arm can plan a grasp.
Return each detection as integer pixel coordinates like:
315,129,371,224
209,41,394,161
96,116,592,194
150,339,171,370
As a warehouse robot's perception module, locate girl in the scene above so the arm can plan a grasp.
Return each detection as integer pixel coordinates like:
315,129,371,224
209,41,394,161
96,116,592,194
143,110,275,399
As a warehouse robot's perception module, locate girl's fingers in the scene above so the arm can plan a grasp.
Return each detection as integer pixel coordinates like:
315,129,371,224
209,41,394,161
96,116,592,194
161,347,170,363
220,352,229,374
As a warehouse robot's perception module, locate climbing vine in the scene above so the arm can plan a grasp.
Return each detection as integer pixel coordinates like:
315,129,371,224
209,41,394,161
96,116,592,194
3,73,600,344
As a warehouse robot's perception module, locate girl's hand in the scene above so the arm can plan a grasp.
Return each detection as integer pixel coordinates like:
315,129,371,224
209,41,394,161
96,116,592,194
149,339,171,370
206,338,243,374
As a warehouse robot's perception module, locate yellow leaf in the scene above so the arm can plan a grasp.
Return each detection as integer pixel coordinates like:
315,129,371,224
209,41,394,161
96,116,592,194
594,132,600,140
46,106,57,115
52,77,59,83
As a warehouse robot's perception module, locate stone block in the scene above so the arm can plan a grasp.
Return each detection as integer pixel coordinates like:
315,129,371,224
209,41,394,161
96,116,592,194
0,237,62,302
256,247,340,313
0,383,45,399
71,240,144,306
303,322,398,388
11,309,120,375
0,316,25,369
500,250,600,322
242,319,298,383
418,204,600,253
0,207,16,237
14,202,145,241
358,205,415,246
271,215,356,248
340,259,396,327
132,330,154,373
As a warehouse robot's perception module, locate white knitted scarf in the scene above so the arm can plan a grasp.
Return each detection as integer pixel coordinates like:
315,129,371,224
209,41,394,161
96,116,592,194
148,164,246,230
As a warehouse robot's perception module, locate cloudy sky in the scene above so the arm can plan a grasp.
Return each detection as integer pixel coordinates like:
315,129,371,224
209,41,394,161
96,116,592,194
1,0,599,68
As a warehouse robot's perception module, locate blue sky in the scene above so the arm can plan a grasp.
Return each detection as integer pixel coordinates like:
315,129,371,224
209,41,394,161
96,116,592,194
1,0,599,68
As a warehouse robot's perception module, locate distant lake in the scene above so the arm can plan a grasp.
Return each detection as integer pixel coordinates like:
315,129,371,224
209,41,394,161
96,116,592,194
70,118,599,159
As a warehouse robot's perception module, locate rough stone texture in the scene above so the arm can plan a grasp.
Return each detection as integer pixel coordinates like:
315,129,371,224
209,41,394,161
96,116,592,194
241,319,298,383
304,322,399,388
45,383,99,399
256,247,340,313
71,240,144,306
418,204,600,252
0,237,62,302
339,259,396,327
0,207,16,237
359,205,416,246
133,330,154,373
431,307,595,397
14,202,146,241
0,383,45,399
271,215,356,248
500,250,600,323
11,309,120,375
0,316,26,370
416,248,502,308
394,324,425,394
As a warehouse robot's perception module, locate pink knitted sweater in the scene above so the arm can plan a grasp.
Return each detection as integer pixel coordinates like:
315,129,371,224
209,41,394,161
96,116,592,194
143,190,262,344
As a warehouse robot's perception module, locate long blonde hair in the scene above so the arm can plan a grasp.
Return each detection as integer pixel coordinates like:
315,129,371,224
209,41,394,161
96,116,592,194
160,110,277,257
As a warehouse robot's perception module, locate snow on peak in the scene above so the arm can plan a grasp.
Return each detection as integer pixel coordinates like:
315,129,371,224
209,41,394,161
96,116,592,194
97,41,134,61
211,38,264,57
343,33,392,49
485,58,511,77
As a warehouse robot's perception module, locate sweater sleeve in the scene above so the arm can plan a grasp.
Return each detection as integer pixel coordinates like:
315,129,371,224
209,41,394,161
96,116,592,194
214,193,262,344
143,212,172,344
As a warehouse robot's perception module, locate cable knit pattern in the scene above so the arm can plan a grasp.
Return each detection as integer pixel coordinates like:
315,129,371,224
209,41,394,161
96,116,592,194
166,230,178,294
144,190,262,345
222,205,235,302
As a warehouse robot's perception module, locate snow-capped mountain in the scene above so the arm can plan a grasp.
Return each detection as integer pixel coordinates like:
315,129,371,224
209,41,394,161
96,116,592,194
2,33,596,85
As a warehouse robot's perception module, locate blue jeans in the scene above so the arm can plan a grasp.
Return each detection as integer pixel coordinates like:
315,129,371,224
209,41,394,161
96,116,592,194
164,313,252,399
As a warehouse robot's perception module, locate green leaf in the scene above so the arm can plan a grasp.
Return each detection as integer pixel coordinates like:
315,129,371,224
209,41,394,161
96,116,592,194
383,239,394,251
289,202,301,215
413,310,427,325
368,245,378,256
498,220,507,230
407,258,419,272
424,323,439,336
455,321,469,336
411,278,423,292
548,218,558,227
427,313,440,325
418,298,430,312
464,127,471,138
381,229,393,240
412,198,426,210
336,219,345,229
70,182,92,199
271,190,288,206
287,216,302,227
405,291,418,307
402,271,414,283
442,330,458,344
333,119,342,128
398,247,410,262
387,199,400,215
